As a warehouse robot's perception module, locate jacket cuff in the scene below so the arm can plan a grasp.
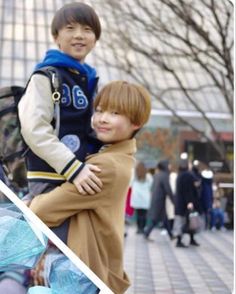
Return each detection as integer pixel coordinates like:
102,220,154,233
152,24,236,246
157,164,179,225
60,158,85,183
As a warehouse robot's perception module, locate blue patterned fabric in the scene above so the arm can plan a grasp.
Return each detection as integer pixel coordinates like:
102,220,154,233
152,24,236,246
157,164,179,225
49,255,98,294
0,207,47,271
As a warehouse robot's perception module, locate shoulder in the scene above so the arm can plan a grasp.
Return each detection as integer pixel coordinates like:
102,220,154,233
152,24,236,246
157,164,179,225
87,150,134,184
186,171,194,180
29,73,51,85
24,73,51,98
86,153,120,180
89,151,133,171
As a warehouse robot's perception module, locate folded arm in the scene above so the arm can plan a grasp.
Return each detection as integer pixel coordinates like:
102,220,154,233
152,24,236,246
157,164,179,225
30,182,106,227
30,157,114,227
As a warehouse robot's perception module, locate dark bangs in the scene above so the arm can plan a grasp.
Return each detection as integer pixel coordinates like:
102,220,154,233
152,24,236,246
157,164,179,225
51,3,101,40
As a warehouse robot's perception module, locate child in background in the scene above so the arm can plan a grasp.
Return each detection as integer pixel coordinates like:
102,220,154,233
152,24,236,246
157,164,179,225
130,161,153,234
210,198,226,231
30,80,152,294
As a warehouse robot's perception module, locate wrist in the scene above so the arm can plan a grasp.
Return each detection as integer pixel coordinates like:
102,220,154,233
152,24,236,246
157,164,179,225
60,158,84,182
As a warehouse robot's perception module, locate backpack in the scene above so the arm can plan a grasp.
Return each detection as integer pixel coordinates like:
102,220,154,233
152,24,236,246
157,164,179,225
0,67,62,169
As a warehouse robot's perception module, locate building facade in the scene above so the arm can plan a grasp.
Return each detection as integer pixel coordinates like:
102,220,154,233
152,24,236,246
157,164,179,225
0,0,233,170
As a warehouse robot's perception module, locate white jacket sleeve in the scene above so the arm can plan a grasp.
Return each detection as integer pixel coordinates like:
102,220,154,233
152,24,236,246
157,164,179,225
18,74,82,178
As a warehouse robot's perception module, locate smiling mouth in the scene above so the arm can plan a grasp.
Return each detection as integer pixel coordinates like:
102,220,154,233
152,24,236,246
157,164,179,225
73,43,85,48
97,127,110,132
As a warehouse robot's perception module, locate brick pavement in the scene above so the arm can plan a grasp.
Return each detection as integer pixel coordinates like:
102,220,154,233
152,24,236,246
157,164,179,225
124,226,234,294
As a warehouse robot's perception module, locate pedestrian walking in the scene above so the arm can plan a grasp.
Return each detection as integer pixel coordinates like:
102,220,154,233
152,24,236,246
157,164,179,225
144,160,174,240
130,161,153,234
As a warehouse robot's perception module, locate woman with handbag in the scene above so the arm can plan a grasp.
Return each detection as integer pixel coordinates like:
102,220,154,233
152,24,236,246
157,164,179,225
173,159,201,248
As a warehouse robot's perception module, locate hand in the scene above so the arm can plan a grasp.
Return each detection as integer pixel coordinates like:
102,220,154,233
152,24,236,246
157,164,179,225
73,164,102,195
187,202,194,210
31,254,46,286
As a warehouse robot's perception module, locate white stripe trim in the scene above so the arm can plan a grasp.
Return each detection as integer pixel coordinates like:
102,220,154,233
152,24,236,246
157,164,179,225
27,176,65,180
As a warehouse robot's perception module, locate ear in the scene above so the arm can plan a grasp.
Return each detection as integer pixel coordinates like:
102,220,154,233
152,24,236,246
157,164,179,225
132,124,141,131
130,124,141,138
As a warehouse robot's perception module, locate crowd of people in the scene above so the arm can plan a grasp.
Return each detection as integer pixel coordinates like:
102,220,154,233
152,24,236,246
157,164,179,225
128,156,228,248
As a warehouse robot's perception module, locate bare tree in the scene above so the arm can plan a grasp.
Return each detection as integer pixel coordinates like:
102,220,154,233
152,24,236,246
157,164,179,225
95,0,233,164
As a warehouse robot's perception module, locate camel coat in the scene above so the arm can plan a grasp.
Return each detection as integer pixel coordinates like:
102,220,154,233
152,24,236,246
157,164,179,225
30,139,136,294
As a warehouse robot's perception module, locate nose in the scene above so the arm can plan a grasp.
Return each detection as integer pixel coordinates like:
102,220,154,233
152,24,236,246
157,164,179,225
74,27,84,39
99,111,109,122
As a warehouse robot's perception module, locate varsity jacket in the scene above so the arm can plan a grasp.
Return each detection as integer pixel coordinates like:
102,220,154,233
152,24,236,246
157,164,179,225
18,67,101,184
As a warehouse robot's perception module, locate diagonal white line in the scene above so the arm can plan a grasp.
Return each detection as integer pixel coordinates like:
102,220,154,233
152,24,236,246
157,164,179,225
0,180,114,294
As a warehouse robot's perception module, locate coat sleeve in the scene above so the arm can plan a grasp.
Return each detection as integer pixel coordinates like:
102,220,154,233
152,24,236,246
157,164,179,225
30,156,115,227
163,174,174,202
30,183,105,227
18,74,82,180
183,174,196,205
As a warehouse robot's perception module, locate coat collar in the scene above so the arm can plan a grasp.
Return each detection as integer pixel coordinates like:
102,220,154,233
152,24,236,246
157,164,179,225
100,138,137,155
87,139,136,160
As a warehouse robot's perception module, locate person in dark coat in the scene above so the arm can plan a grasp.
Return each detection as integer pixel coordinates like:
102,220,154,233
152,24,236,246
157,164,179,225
174,159,201,247
200,168,214,229
144,159,174,240
191,160,202,200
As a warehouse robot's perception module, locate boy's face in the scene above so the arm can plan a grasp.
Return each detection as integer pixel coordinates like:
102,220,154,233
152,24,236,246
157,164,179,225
92,106,139,144
54,23,96,62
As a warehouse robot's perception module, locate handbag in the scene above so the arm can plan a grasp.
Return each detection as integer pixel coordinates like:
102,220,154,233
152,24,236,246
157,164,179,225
188,211,201,232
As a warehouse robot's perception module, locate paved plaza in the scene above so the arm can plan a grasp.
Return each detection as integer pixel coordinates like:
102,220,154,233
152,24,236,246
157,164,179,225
124,226,234,294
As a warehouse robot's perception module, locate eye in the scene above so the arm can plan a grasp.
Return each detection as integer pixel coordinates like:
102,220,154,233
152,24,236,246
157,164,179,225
84,26,93,31
111,110,119,115
66,24,74,30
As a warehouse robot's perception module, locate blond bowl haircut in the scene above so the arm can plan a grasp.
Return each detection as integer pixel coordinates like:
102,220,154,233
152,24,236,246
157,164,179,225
94,81,151,128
